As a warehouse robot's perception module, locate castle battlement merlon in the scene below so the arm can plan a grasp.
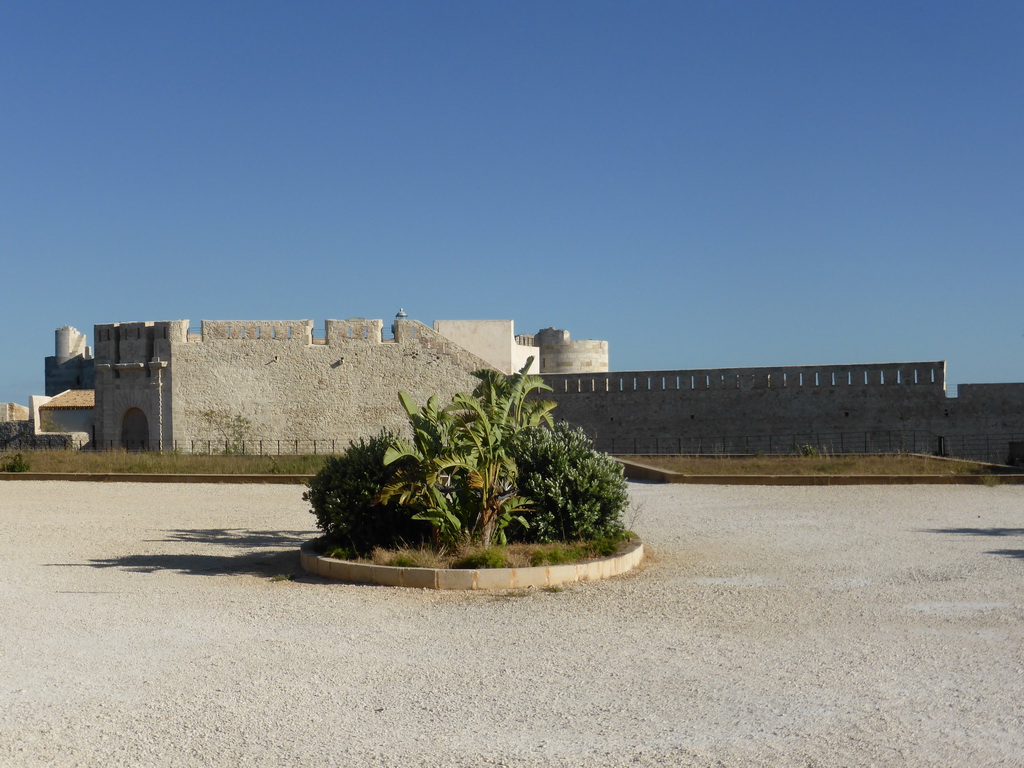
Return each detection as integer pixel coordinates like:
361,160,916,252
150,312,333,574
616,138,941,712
93,321,189,367
542,360,947,395
200,320,315,344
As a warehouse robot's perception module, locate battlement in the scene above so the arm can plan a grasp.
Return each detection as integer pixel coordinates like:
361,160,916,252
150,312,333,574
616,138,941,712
190,319,388,344
200,320,315,343
544,361,947,394
93,321,189,365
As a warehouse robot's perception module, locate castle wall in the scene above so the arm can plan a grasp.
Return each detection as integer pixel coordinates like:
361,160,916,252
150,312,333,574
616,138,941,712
82,315,1024,457
0,421,76,450
541,361,972,443
950,384,1024,431
164,317,490,450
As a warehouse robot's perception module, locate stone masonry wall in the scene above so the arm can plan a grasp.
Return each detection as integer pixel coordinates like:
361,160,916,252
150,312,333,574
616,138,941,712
0,421,75,451
541,361,959,441
541,362,1024,453
165,317,492,450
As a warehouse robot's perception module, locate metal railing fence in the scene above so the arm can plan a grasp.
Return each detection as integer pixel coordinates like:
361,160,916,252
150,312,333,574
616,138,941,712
590,430,1022,466
4,430,1021,466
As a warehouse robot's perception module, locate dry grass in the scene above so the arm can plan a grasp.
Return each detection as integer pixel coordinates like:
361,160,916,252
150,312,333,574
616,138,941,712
327,539,631,569
620,453,993,476
0,450,328,475
0,450,997,478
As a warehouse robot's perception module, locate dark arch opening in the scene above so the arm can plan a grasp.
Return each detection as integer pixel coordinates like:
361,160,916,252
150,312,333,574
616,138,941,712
121,408,149,450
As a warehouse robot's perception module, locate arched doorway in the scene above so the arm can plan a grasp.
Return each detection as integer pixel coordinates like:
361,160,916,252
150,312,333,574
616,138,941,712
121,408,149,450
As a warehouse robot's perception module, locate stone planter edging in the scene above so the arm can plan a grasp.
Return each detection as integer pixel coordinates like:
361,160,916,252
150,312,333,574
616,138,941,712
299,538,644,590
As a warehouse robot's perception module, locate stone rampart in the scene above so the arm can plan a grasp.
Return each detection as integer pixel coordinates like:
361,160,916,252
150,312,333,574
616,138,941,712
0,421,75,451
167,317,491,449
83,316,498,451
538,361,995,441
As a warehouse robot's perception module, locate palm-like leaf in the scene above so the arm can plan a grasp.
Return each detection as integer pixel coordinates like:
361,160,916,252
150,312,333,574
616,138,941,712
381,357,559,549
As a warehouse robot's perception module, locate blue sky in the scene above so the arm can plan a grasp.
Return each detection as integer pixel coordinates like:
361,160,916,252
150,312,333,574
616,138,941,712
2,1,1022,404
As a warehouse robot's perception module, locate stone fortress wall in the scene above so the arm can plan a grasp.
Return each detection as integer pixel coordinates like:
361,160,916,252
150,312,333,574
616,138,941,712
38,312,1024,458
540,361,1024,453
92,316,493,450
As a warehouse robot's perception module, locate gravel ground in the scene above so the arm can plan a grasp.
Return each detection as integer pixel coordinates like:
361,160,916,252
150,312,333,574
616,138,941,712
1,480,1023,767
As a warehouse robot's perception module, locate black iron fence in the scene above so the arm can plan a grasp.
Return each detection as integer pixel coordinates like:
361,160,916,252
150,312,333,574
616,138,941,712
5,430,1022,466
591,430,1024,466
89,438,357,455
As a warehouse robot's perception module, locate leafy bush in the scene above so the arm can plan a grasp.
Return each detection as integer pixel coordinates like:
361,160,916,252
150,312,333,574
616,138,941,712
303,431,429,556
511,423,628,543
378,360,555,549
0,452,30,472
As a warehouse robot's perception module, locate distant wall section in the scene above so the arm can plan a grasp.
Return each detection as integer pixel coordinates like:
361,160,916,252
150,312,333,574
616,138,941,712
541,361,966,442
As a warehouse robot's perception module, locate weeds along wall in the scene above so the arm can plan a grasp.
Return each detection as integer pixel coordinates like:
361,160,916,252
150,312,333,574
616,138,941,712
92,317,490,450
539,361,1024,443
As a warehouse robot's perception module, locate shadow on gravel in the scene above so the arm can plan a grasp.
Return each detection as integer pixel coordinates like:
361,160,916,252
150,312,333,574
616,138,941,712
151,528,311,549
923,527,1024,537
923,528,1024,562
52,528,312,578
985,549,1024,560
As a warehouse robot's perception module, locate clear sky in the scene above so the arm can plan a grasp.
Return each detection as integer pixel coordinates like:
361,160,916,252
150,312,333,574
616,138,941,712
2,1,1022,405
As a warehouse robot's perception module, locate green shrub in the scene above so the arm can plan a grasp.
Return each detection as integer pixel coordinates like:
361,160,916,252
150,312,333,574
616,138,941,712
0,453,30,472
302,431,429,556
511,423,628,543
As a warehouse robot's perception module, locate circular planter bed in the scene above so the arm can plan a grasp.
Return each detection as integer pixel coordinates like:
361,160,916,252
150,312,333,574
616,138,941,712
299,538,644,590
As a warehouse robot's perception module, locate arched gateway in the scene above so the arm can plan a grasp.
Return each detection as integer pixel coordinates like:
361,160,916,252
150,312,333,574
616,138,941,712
120,408,149,450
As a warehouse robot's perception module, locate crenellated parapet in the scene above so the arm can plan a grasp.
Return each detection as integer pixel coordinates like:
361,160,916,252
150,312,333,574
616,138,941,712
325,318,385,343
199,320,314,343
540,360,957,445
544,361,947,395
93,320,189,366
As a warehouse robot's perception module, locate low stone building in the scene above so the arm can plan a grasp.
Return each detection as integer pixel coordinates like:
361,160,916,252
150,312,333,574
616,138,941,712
36,390,95,445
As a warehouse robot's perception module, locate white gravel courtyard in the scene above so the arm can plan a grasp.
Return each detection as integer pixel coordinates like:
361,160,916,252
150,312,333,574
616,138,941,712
1,480,1022,767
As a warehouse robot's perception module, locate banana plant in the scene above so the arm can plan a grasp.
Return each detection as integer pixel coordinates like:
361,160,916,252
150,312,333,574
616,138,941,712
376,392,470,549
379,358,558,549
447,358,556,545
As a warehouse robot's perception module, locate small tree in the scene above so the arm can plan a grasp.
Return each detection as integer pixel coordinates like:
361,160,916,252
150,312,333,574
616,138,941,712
199,409,254,454
377,358,556,549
